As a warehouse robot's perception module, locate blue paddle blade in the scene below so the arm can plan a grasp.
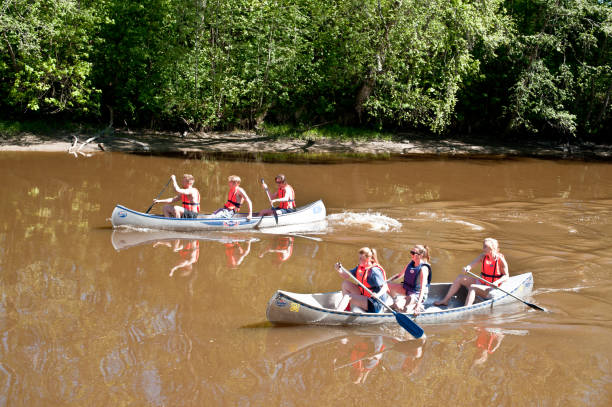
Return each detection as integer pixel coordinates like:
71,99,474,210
394,311,424,339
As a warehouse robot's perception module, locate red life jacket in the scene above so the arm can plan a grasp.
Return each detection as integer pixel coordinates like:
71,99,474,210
277,184,296,210
480,253,504,284
224,185,241,212
354,262,387,297
181,190,200,212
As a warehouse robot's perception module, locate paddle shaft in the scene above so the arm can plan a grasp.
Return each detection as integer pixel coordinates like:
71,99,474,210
145,178,172,214
260,178,279,224
338,264,424,338
465,270,546,311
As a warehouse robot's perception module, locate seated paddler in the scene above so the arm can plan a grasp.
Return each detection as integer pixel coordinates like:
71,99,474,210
334,247,390,313
153,174,200,218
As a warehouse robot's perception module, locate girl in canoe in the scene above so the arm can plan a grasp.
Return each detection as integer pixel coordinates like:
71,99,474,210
387,245,432,315
334,247,390,313
434,237,509,307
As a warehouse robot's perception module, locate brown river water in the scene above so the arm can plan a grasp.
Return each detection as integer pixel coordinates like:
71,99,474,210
1,151,611,406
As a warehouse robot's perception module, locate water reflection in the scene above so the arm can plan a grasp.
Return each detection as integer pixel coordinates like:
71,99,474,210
457,326,509,367
152,240,200,277
263,326,427,385
224,238,255,269
258,236,295,266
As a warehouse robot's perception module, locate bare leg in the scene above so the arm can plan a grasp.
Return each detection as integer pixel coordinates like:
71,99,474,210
162,204,173,217
465,285,492,306
434,275,476,306
340,280,370,311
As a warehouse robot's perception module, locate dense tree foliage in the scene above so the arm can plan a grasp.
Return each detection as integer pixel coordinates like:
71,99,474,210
0,0,610,139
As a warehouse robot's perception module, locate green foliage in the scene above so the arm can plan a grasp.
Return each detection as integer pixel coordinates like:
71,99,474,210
0,0,609,139
0,0,101,116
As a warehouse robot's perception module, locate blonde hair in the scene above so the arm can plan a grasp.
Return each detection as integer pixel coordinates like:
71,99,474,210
359,247,380,265
275,174,286,183
228,175,241,183
183,174,195,183
483,238,499,253
413,244,431,263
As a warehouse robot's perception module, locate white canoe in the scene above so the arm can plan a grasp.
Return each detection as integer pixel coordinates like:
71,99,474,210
111,199,326,232
266,272,535,325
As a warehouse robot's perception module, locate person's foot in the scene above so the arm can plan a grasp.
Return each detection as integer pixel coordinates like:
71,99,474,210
433,300,448,306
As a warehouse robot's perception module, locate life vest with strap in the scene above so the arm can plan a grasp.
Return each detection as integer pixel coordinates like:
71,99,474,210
181,190,200,213
402,261,432,295
480,253,505,285
224,185,241,212
277,184,296,210
354,262,387,298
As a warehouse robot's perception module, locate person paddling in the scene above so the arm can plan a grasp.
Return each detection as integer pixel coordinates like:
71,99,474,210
153,174,200,218
259,174,296,216
434,238,509,307
334,247,390,313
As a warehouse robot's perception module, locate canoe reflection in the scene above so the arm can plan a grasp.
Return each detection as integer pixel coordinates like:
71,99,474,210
111,229,259,251
263,326,427,384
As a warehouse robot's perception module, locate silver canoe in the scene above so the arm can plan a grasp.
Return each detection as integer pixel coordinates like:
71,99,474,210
266,272,535,325
110,199,326,231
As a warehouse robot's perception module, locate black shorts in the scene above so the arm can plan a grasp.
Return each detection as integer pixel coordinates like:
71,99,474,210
182,210,199,219
277,208,296,214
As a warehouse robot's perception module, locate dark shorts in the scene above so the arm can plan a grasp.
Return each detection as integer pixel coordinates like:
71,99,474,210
367,295,386,313
277,208,296,214
182,210,199,219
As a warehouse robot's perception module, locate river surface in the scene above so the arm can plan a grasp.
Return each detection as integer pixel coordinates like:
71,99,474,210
1,151,611,406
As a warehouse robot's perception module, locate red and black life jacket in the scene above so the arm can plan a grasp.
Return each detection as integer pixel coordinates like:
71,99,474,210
277,185,296,210
224,186,241,212
480,253,504,284
181,191,200,212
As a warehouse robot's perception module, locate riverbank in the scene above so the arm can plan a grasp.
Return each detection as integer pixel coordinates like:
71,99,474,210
1,127,611,160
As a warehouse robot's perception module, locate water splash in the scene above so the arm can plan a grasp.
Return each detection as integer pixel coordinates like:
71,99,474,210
327,211,402,232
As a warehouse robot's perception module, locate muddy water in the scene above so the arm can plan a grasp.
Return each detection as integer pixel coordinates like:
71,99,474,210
1,152,611,406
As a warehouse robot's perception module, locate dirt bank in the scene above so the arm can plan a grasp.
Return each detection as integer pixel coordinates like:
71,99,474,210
1,128,611,160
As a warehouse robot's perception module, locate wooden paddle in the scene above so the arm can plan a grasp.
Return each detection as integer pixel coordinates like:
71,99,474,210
261,178,279,224
145,178,172,214
465,270,546,312
338,263,425,339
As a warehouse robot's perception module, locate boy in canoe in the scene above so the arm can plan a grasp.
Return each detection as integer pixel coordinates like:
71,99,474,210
259,174,296,216
153,174,200,218
212,175,253,219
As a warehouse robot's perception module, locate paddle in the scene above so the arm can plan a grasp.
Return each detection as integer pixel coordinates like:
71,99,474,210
261,178,279,224
465,270,546,312
337,263,425,339
145,178,172,214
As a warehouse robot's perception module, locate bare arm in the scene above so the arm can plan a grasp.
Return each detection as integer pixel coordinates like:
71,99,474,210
238,187,253,219
154,194,179,204
463,253,485,273
170,175,192,195
497,255,510,284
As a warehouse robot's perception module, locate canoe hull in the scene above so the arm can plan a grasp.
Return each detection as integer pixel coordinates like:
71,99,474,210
266,272,535,326
111,200,326,232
